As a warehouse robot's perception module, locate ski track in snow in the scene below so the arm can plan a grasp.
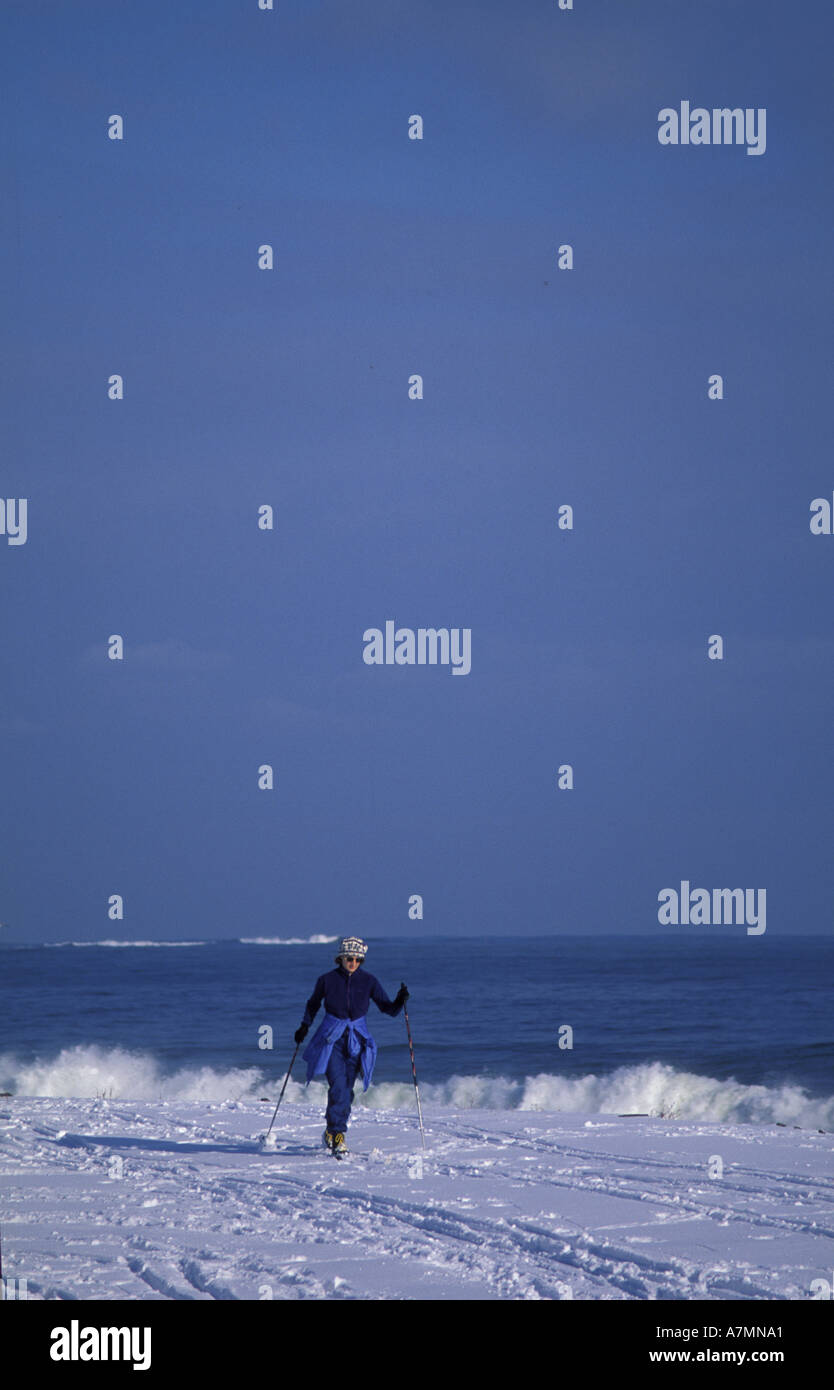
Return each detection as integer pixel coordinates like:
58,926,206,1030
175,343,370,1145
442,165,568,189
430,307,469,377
1,1098,831,1301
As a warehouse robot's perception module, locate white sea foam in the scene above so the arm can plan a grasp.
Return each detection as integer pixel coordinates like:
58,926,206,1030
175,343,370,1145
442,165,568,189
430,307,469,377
238,935,338,945
43,935,337,947
3,1048,832,1128
45,940,205,948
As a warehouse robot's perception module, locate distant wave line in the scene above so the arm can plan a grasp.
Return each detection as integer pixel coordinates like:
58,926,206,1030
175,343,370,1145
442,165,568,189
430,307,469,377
44,940,206,948
39,935,339,949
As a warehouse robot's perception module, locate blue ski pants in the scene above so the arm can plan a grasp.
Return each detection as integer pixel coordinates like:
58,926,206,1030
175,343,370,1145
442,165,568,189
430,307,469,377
325,1033,363,1132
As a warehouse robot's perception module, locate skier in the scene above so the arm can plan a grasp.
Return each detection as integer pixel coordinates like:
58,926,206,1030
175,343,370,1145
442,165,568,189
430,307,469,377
294,937,408,1156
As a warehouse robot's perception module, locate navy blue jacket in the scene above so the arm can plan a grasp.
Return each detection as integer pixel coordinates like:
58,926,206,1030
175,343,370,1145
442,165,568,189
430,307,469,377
301,965,402,1028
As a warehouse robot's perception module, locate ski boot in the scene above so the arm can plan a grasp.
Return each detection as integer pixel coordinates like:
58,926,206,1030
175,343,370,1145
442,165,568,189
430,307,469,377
322,1129,347,1157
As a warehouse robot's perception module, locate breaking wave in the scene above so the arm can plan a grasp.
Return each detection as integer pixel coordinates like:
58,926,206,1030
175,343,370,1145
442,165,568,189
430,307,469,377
2,1046,264,1105
2,1048,832,1128
361,1063,834,1129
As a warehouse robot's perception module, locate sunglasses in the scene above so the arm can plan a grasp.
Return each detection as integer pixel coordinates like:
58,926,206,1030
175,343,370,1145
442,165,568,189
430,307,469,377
343,956,362,964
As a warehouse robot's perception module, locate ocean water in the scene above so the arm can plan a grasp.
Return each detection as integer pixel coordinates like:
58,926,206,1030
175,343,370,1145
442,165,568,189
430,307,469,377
1,935,832,1128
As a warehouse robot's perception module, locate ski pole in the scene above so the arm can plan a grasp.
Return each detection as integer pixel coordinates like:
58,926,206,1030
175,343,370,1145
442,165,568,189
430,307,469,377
403,994,426,1150
264,1040,300,1143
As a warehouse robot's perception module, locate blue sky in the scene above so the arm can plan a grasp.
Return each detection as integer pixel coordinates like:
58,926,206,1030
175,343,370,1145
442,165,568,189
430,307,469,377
2,0,832,940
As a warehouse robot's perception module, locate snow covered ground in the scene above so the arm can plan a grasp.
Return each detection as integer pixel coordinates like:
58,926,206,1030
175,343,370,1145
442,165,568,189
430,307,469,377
2,1095,831,1302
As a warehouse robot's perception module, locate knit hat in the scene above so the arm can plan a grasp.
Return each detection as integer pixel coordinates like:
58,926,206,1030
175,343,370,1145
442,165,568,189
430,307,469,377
336,936,368,962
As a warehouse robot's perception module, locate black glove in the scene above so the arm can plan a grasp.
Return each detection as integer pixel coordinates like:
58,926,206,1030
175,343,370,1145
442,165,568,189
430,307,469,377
394,983,409,1007
294,1023,308,1045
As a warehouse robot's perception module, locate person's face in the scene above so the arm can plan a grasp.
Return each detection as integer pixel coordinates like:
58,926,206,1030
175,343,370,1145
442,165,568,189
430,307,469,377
341,955,361,973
